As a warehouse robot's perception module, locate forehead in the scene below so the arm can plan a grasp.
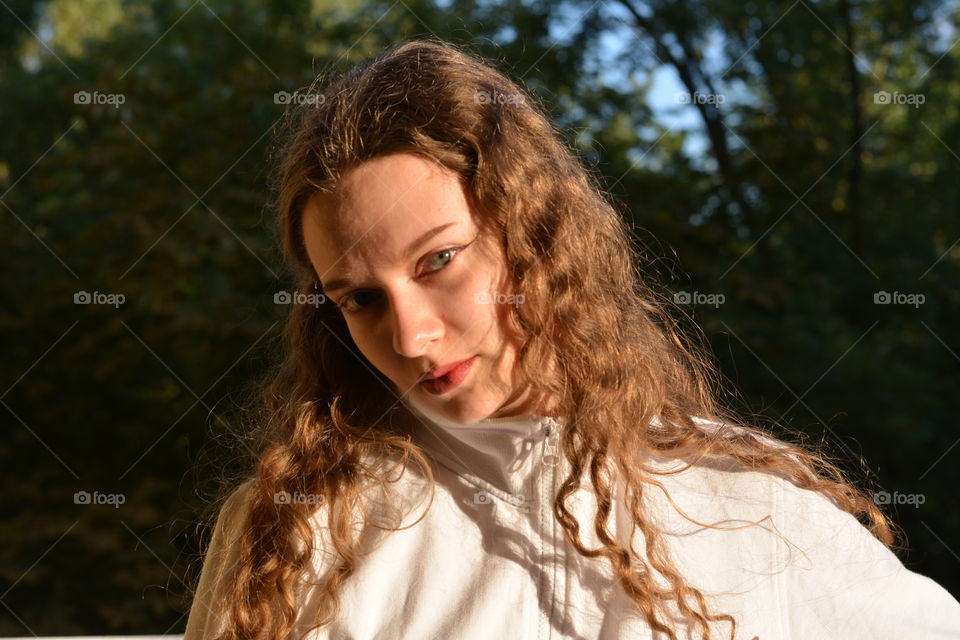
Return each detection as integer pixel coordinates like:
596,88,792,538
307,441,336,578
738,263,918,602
301,153,473,280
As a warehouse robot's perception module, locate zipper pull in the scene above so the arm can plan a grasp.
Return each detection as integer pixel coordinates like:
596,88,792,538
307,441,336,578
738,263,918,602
542,418,559,467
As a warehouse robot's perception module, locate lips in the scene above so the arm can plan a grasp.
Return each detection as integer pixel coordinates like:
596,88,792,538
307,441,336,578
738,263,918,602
421,357,474,381
418,356,477,395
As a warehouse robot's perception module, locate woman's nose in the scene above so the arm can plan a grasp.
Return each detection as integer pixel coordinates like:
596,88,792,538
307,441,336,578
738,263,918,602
389,291,443,358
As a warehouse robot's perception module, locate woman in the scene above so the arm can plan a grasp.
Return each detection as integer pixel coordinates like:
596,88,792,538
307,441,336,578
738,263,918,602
183,38,960,640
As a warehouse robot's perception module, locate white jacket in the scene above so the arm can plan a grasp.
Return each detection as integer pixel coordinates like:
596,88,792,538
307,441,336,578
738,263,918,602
185,395,960,639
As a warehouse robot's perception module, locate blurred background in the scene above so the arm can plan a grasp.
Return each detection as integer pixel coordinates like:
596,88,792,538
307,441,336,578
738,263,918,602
1,0,958,634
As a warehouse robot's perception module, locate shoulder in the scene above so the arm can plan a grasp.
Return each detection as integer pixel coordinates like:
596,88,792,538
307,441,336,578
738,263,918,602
183,479,257,640
639,429,960,638
202,478,259,578
642,415,865,541
220,478,256,524
640,416,823,532
206,478,257,552
640,422,892,572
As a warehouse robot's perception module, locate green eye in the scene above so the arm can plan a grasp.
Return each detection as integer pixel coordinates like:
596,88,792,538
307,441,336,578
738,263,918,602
425,249,454,271
336,238,476,315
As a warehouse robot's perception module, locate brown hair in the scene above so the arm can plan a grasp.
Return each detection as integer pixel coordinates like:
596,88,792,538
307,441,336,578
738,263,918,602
200,37,897,640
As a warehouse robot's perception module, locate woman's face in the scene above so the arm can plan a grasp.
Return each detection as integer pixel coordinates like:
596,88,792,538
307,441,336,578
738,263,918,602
301,152,544,424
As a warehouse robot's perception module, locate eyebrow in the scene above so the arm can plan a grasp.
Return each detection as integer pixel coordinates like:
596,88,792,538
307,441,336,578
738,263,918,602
321,221,459,294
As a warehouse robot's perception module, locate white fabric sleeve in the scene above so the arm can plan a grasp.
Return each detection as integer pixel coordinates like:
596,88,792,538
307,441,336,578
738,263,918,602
776,480,960,639
183,481,254,640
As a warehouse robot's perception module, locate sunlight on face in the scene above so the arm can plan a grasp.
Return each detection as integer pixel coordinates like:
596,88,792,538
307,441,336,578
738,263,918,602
300,152,539,424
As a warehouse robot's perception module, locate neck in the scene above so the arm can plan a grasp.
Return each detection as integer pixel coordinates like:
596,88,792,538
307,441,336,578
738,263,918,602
398,391,565,500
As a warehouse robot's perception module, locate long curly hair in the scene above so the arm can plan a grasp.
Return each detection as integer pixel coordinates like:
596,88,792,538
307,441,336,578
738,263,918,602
199,37,898,640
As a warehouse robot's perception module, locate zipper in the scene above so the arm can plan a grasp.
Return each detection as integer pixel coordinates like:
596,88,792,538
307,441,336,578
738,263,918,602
540,416,561,639
542,418,560,467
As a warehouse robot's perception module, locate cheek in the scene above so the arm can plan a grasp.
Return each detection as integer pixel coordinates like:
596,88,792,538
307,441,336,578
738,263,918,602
345,322,391,370
450,279,508,346
454,272,496,324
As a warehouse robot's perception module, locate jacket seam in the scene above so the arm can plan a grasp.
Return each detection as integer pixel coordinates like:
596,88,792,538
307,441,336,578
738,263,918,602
546,449,559,639
423,449,532,506
538,445,548,639
774,475,789,640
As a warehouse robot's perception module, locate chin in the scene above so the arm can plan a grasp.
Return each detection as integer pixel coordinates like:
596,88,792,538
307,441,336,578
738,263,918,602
431,392,496,424
437,397,480,421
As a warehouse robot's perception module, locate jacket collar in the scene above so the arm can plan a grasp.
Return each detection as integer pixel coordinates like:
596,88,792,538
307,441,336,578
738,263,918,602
399,391,564,502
